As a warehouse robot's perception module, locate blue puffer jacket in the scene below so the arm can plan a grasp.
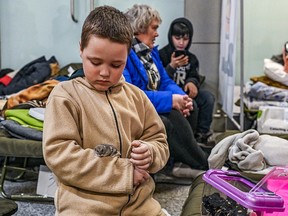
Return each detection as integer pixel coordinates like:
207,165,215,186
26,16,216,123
123,46,185,114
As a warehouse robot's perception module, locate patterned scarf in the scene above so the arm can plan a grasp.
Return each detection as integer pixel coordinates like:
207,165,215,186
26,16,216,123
132,38,160,90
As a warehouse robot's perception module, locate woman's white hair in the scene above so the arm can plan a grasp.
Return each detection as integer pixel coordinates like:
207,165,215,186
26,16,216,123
124,4,162,35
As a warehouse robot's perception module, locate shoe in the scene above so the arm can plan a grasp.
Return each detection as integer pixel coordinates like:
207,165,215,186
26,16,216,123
197,140,216,149
195,130,213,144
172,162,205,179
196,131,216,149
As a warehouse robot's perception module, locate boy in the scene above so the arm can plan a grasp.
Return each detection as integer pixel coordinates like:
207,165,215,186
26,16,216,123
159,18,215,146
43,6,169,216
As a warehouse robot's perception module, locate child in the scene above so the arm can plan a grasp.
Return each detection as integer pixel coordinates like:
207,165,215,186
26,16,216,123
159,18,215,146
43,6,169,216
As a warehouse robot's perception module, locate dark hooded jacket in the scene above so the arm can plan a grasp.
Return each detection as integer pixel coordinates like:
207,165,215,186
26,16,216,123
0,56,57,96
159,17,201,89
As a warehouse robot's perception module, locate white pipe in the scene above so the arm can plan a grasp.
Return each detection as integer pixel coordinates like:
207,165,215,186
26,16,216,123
90,0,94,11
70,0,78,23
240,0,244,131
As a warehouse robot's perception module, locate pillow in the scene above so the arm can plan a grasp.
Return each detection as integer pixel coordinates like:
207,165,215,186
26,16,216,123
264,59,288,86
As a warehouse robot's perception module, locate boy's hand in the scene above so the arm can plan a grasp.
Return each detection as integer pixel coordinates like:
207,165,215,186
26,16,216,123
133,166,150,187
184,82,198,98
170,52,189,69
129,140,152,170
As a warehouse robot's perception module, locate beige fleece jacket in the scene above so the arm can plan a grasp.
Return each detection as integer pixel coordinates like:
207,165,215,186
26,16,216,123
43,76,169,216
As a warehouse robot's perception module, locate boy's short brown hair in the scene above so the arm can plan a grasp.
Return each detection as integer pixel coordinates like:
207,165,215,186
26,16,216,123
80,5,133,52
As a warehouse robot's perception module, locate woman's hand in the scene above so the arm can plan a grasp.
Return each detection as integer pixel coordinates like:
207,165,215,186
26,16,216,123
169,52,189,69
172,94,193,117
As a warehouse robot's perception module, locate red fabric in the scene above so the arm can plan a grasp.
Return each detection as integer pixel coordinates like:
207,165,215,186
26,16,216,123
0,75,12,86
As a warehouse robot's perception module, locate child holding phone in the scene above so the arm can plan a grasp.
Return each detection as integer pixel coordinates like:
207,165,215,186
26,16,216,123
159,18,215,147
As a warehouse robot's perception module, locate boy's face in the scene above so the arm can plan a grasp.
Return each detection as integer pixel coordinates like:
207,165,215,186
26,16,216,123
136,19,160,49
172,35,189,50
80,36,128,91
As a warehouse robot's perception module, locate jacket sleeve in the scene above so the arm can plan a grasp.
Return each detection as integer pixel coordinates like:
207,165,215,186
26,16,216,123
153,48,186,94
138,93,170,173
164,64,176,79
184,54,201,89
124,51,185,114
159,47,175,79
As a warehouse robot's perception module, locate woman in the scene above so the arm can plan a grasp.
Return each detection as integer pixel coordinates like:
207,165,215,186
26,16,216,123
123,4,209,176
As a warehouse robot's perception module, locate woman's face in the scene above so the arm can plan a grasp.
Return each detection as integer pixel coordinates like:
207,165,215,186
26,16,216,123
136,19,160,49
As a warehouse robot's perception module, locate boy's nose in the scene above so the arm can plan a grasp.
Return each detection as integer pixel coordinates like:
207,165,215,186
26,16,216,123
100,67,110,77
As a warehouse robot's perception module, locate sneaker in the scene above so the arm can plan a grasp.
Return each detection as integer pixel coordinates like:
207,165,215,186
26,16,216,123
172,162,205,179
196,131,215,148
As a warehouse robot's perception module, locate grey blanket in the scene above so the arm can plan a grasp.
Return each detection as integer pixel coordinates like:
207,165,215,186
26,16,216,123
208,129,288,171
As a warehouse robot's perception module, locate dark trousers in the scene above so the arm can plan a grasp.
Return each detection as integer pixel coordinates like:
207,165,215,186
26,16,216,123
160,109,209,170
194,89,215,134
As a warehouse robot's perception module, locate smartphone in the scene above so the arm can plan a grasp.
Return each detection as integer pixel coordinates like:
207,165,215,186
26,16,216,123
174,50,186,57
285,42,288,56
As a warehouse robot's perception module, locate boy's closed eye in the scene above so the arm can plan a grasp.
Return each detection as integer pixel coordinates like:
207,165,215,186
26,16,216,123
91,61,101,66
88,58,101,66
111,63,123,69
89,59,123,69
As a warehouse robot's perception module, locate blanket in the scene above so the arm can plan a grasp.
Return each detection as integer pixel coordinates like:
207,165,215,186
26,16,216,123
208,129,288,171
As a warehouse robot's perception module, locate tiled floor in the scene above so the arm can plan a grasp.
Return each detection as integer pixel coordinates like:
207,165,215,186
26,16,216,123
154,182,190,216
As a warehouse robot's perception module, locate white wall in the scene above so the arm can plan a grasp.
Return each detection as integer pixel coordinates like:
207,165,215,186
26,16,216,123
2,0,286,87
184,0,221,96
0,0,86,69
95,0,184,49
185,0,288,92
236,0,288,85
0,0,184,69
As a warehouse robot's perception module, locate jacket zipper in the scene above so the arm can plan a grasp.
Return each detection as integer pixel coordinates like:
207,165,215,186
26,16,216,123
105,90,131,215
105,90,123,156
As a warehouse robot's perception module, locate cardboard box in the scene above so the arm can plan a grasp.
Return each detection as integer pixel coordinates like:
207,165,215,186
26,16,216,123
36,165,57,198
